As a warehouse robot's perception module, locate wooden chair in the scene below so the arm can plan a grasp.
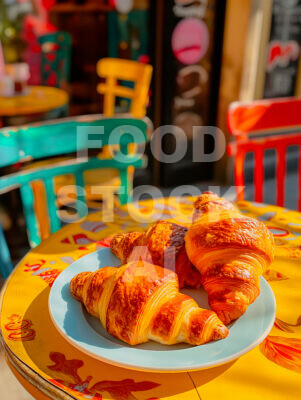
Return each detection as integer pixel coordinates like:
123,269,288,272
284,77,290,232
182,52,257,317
38,31,71,89
29,59,153,230
227,98,301,210
0,117,147,278
96,58,152,174
97,58,153,118
87,58,153,202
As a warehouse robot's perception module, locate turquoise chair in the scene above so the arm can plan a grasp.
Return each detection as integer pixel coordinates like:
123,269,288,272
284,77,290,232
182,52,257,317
38,31,71,88
38,31,72,118
0,117,147,278
0,224,13,278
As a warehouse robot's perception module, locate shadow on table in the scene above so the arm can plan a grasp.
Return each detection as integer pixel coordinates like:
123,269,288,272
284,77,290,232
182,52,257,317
21,287,237,399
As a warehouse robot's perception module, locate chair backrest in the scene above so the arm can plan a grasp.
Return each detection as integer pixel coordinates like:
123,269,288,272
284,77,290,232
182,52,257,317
0,117,147,168
96,58,153,118
0,154,146,278
227,98,301,209
38,31,71,88
0,117,147,247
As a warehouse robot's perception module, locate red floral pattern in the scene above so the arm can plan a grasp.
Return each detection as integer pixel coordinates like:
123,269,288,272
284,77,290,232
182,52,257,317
5,314,35,341
260,335,301,373
48,352,160,399
24,259,60,287
96,237,112,248
263,269,288,281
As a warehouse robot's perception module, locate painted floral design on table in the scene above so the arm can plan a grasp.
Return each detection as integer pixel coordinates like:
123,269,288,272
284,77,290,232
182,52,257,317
48,352,160,400
263,269,289,281
24,259,61,287
260,336,301,373
5,314,36,342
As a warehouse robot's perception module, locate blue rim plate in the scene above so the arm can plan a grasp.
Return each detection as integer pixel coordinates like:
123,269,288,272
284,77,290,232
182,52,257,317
49,248,276,372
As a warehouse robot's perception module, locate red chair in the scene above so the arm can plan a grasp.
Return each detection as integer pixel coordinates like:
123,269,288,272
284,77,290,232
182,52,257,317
227,98,301,210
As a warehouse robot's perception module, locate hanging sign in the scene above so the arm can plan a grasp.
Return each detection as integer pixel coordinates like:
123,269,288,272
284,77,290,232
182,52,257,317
264,0,301,98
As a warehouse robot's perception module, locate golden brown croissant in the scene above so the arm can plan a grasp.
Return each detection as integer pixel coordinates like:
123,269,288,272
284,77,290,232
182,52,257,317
110,220,202,288
185,192,275,325
70,260,228,346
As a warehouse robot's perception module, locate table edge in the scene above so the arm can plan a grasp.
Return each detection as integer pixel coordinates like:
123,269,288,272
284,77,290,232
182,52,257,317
2,339,75,400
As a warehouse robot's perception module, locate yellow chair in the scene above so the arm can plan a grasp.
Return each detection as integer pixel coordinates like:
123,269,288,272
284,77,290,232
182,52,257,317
31,59,153,237
97,58,153,118
92,58,153,201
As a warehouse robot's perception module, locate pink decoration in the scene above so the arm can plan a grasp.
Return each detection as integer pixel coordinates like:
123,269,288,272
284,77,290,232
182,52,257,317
171,18,209,65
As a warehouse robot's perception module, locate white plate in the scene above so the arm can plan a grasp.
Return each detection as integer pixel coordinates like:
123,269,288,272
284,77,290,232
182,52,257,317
49,248,276,372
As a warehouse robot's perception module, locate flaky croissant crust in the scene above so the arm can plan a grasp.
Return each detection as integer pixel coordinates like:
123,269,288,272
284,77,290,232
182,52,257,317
70,260,228,346
185,192,275,324
111,220,202,288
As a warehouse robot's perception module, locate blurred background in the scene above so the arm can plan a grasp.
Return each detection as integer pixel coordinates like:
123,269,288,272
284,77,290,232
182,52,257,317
2,1,300,182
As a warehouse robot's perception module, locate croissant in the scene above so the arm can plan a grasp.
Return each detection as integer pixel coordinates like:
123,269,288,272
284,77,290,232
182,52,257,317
70,260,228,346
110,220,202,288
185,192,275,325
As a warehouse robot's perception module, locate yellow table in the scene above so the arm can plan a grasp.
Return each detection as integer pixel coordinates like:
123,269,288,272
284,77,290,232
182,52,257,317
0,86,69,117
1,198,301,400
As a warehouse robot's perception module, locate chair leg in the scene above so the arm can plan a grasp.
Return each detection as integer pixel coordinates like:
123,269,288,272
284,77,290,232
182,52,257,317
20,185,41,248
234,153,245,201
119,169,130,205
126,166,134,203
0,224,13,279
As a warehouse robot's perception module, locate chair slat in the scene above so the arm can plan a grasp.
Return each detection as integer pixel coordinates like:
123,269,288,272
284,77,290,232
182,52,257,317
276,146,286,207
74,172,87,219
0,118,147,168
20,185,41,247
0,224,13,278
228,99,301,136
131,65,152,118
254,148,264,203
0,156,145,192
103,76,117,117
98,84,134,99
234,153,245,201
44,178,61,233
119,168,130,205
